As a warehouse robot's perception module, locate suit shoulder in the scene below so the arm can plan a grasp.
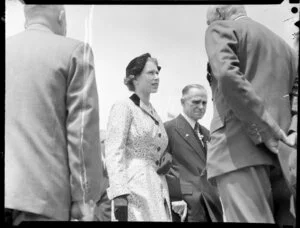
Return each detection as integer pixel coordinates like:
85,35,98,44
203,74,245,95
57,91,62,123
206,19,245,37
110,99,134,112
206,20,236,31
200,124,210,136
56,36,88,52
164,118,177,130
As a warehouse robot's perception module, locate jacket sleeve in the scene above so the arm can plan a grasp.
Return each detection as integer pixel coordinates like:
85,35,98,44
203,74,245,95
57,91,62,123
66,42,102,203
163,123,183,201
105,101,132,200
205,21,282,143
288,75,298,134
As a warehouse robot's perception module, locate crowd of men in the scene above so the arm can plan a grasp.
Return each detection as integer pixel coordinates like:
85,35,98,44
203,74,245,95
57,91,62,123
5,4,298,225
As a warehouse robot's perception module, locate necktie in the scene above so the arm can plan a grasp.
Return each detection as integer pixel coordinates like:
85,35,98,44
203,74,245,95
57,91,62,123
194,122,205,148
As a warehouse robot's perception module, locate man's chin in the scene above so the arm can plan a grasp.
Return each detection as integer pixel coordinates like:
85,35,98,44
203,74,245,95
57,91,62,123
195,114,204,120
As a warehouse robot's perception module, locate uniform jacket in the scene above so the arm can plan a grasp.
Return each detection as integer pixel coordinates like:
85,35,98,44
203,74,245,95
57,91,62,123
5,24,102,220
165,114,223,222
105,94,172,221
205,17,298,179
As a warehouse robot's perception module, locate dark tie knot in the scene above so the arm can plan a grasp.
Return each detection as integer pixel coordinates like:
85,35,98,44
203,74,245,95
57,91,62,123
194,122,205,144
194,122,200,132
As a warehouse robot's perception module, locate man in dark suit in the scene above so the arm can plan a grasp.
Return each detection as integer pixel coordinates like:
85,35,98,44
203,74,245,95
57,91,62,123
205,5,298,224
5,5,102,223
165,84,223,222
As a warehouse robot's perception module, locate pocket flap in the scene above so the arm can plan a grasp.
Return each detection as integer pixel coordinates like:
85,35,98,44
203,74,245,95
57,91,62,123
210,115,225,133
181,182,193,195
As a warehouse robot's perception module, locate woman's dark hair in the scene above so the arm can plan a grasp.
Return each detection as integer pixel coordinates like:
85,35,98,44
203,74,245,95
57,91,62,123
124,53,161,92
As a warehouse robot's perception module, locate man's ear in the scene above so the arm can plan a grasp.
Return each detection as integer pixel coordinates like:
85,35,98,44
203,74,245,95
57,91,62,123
58,10,65,23
58,10,66,36
180,98,185,105
132,75,138,85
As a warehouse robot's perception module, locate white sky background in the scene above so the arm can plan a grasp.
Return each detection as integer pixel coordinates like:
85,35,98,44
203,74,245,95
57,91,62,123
5,1,299,130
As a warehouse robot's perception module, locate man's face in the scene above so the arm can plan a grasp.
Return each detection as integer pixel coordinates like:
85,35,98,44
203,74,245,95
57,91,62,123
182,88,207,121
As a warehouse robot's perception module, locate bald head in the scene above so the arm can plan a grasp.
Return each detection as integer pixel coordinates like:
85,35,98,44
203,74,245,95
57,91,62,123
24,5,67,36
206,5,247,25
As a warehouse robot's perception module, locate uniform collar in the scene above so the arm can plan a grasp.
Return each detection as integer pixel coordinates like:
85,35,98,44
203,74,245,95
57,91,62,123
234,15,248,21
26,24,54,34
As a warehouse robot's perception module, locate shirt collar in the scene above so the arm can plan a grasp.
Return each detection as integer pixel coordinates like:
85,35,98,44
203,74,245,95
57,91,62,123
181,112,197,129
26,23,54,34
234,15,248,21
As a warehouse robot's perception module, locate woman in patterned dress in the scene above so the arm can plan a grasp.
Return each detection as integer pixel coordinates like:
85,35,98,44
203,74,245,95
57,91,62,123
105,53,172,221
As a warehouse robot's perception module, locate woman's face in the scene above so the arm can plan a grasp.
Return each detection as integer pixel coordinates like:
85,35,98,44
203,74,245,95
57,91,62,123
134,59,160,94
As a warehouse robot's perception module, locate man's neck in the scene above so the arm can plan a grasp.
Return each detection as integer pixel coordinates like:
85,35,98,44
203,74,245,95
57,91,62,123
181,112,197,129
135,91,150,106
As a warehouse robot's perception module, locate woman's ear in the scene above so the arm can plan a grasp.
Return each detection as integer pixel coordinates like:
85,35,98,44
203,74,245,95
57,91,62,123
132,75,138,86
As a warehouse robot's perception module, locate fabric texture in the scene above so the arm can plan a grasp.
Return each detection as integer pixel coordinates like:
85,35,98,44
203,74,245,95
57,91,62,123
105,94,171,221
216,166,274,223
205,17,298,179
5,24,102,221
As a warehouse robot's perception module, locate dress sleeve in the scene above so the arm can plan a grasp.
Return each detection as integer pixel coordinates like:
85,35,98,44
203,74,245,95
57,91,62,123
105,100,132,199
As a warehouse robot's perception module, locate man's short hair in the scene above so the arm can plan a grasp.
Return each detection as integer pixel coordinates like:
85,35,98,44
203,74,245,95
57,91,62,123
182,84,206,98
181,84,207,103
24,5,63,21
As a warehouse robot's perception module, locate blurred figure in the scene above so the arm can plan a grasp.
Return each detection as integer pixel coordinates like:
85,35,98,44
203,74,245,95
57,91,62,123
205,5,298,225
94,130,111,221
165,84,223,222
5,5,102,224
105,53,172,221
288,28,298,218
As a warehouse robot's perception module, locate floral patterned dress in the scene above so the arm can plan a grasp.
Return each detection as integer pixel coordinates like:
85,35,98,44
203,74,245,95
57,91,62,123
105,94,172,221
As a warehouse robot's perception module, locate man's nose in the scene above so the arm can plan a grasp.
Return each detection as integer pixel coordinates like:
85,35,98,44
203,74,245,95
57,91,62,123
198,102,205,109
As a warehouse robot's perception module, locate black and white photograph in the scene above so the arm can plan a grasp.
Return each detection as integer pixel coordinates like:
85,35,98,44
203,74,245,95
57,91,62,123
4,0,298,226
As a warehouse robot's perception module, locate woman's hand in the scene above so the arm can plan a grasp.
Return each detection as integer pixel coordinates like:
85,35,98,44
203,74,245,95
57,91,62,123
157,152,172,175
171,200,187,222
114,195,128,221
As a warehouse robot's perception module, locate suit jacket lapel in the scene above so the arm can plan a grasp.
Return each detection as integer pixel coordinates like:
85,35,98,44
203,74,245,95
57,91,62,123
175,114,206,163
199,125,209,152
